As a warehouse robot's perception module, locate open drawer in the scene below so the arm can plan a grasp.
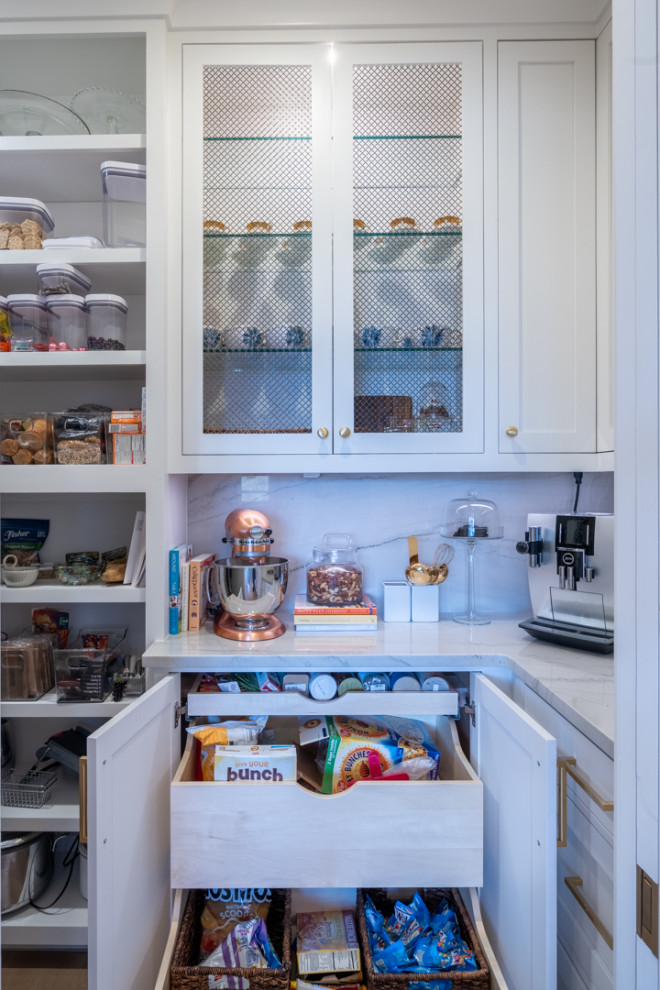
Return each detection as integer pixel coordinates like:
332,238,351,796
170,714,482,889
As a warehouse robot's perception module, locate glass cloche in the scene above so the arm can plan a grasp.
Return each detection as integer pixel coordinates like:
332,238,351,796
441,491,503,624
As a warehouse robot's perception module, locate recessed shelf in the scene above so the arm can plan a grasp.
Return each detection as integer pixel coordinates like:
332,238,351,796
1,880,88,948
1,689,130,718
0,581,146,604
1,772,81,832
0,351,146,382
0,465,148,495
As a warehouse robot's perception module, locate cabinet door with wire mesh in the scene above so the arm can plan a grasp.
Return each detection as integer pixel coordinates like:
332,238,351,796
332,43,484,454
182,45,333,455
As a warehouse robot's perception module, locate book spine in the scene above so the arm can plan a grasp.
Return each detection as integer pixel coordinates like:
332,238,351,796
180,560,190,633
294,624,378,632
294,615,377,625
168,548,181,635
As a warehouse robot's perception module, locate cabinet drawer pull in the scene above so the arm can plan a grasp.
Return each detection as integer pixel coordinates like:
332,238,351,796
505,426,518,437
338,426,351,438
557,757,613,847
317,427,329,439
79,755,88,845
565,875,613,949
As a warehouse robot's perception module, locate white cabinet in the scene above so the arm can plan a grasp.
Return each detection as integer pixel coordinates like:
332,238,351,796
180,41,484,460
498,40,598,454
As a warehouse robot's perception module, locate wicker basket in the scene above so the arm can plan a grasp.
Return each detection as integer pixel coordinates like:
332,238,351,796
357,888,490,990
170,889,291,990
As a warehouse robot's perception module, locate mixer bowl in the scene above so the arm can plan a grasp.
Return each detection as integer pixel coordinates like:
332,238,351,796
210,557,289,616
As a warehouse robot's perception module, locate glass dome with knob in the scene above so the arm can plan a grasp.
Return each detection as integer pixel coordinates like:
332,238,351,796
440,490,503,624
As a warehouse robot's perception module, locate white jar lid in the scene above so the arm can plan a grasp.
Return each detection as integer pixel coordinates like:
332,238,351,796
6,293,48,310
0,196,55,231
100,161,146,178
46,294,86,309
36,263,92,292
85,293,128,312
42,236,103,250
0,296,6,309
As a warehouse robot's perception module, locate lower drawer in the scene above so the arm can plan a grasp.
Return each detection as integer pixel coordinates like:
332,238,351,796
170,716,483,889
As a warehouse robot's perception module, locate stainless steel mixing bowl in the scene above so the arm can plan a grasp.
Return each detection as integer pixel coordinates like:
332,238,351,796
208,557,289,616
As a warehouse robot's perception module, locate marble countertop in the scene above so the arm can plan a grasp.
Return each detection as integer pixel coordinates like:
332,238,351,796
143,614,614,757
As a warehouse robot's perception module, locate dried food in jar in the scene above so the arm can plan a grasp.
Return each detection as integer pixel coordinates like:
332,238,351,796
390,216,417,231
306,565,363,605
56,438,103,465
246,221,272,233
0,415,52,465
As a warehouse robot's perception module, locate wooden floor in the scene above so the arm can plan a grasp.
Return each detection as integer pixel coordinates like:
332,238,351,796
2,950,87,989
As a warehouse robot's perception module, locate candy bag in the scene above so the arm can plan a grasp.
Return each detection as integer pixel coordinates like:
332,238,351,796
200,916,281,970
200,888,273,961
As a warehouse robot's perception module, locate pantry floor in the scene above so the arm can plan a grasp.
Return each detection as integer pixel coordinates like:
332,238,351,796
2,950,87,989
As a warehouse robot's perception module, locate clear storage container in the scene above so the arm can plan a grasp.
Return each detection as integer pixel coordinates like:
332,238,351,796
306,533,363,605
0,297,10,352
0,413,53,465
1,635,55,701
0,196,55,250
85,294,127,351
36,263,91,296
51,410,108,465
54,648,111,702
100,160,146,247
6,295,48,351
46,295,87,350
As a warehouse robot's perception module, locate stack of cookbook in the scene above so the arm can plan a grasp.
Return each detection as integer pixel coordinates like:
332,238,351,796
293,594,377,633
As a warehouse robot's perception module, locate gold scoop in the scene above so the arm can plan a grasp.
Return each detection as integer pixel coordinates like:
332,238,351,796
406,536,437,585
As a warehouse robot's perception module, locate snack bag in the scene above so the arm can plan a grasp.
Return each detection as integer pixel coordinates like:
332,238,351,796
201,915,281,970
186,717,268,780
200,888,274,961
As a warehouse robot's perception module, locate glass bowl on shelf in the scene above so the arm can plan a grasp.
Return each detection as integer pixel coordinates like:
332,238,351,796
69,87,146,134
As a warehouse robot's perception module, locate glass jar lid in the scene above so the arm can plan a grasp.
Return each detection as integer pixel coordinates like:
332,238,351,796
312,533,358,560
440,490,503,540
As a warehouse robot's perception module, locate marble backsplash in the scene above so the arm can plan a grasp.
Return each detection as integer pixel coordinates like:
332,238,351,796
187,472,614,617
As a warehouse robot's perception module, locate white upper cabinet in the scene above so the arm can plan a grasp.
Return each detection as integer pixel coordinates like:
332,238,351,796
180,41,484,459
498,41,597,454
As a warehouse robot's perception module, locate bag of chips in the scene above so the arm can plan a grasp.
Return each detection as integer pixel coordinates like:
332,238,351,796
200,888,274,961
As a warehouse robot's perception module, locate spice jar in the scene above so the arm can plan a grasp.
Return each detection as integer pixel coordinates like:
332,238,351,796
306,534,363,606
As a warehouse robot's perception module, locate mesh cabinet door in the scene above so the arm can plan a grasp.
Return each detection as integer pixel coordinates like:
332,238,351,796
182,45,333,456
332,43,484,454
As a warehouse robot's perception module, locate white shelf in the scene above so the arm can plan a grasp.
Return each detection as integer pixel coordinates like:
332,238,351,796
1,880,87,949
1,771,81,832
0,464,148,494
1,689,130,718
1,580,146,603
0,248,145,296
186,687,459,717
0,350,146,382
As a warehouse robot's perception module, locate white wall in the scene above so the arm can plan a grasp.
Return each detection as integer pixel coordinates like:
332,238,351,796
188,471,613,616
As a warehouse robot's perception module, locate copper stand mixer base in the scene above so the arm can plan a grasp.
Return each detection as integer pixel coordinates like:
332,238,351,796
213,611,286,641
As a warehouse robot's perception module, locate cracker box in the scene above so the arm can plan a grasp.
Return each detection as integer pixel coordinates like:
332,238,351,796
296,909,362,983
213,744,296,782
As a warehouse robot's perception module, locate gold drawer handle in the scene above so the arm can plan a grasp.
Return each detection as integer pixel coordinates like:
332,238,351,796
79,755,88,845
317,427,329,439
565,875,613,949
338,426,351,438
505,426,518,438
558,757,613,847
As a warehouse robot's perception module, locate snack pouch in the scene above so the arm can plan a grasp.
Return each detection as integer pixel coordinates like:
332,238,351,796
201,915,281,970
200,888,273,961
2,518,49,565
186,718,268,781
309,716,440,794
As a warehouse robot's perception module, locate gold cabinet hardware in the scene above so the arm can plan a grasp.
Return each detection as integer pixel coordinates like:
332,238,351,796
558,756,613,846
565,875,613,949
338,427,351,438
637,866,659,957
79,755,88,845
505,426,519,437
317,427,329,439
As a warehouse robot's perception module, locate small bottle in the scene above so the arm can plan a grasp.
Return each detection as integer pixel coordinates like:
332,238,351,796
309,672,338,701
390,672,422,692
418,672,451,691
358,672,391,692
334,673,364,696
282,673,309,695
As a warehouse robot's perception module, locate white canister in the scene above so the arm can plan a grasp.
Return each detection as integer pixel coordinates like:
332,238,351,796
85,293,127,351
308,672,338,701
36,263,91,296
46,294,87,350
100,160,146,247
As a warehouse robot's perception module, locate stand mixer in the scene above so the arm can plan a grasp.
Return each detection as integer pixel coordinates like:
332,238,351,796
207,509,289,641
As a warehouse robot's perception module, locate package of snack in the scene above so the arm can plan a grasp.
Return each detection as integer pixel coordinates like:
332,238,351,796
1,518,49,565
213,744,296,783
201,915,282,970
200,888,274,961
299,715,440,794
186,717,268,780
31,608,69,648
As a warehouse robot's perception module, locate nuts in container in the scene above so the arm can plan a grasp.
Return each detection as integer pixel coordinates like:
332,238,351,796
306,533,363,605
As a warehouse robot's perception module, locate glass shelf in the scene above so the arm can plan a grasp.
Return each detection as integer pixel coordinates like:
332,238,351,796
204,135,311,142
355,346,462,353
354,134,461,140
354,230,461,238
204,347,312,354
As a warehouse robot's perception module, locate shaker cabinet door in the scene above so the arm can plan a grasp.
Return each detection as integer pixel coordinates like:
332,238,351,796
470,673,557,990
498,41,597,454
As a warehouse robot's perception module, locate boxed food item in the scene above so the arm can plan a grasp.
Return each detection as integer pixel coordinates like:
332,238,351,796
0,415,53,465
213,744,296,783
0,196,55,249
296,910,362,984
108,409,145,465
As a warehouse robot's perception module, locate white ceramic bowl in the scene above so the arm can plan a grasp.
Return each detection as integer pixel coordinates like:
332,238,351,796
2,566,39,587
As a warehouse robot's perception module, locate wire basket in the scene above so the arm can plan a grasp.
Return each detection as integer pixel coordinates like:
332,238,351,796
1,767,57,808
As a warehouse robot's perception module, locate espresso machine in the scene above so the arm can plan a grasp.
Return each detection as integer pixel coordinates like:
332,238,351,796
516,513,614,653
207,509,289,641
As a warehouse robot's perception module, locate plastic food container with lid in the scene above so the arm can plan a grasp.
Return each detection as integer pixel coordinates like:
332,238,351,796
0,196,55,249
85,294,127,350
6,295,48,351
0,413,53,465
306,533,363,605
46,295,87,350
100,160,146,247
36,263,91,296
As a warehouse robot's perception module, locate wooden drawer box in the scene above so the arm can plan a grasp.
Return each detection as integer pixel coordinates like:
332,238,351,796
170,715,483,890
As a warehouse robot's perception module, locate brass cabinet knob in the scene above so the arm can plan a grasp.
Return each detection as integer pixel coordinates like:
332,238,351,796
317,427,329,439
338,426,351,438
506,426,519,438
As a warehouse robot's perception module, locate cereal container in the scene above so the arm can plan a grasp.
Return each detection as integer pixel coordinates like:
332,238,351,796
306,534,363,605
100,161,146,247
46,295,87,350
6,294,49,351
85,294,127,351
